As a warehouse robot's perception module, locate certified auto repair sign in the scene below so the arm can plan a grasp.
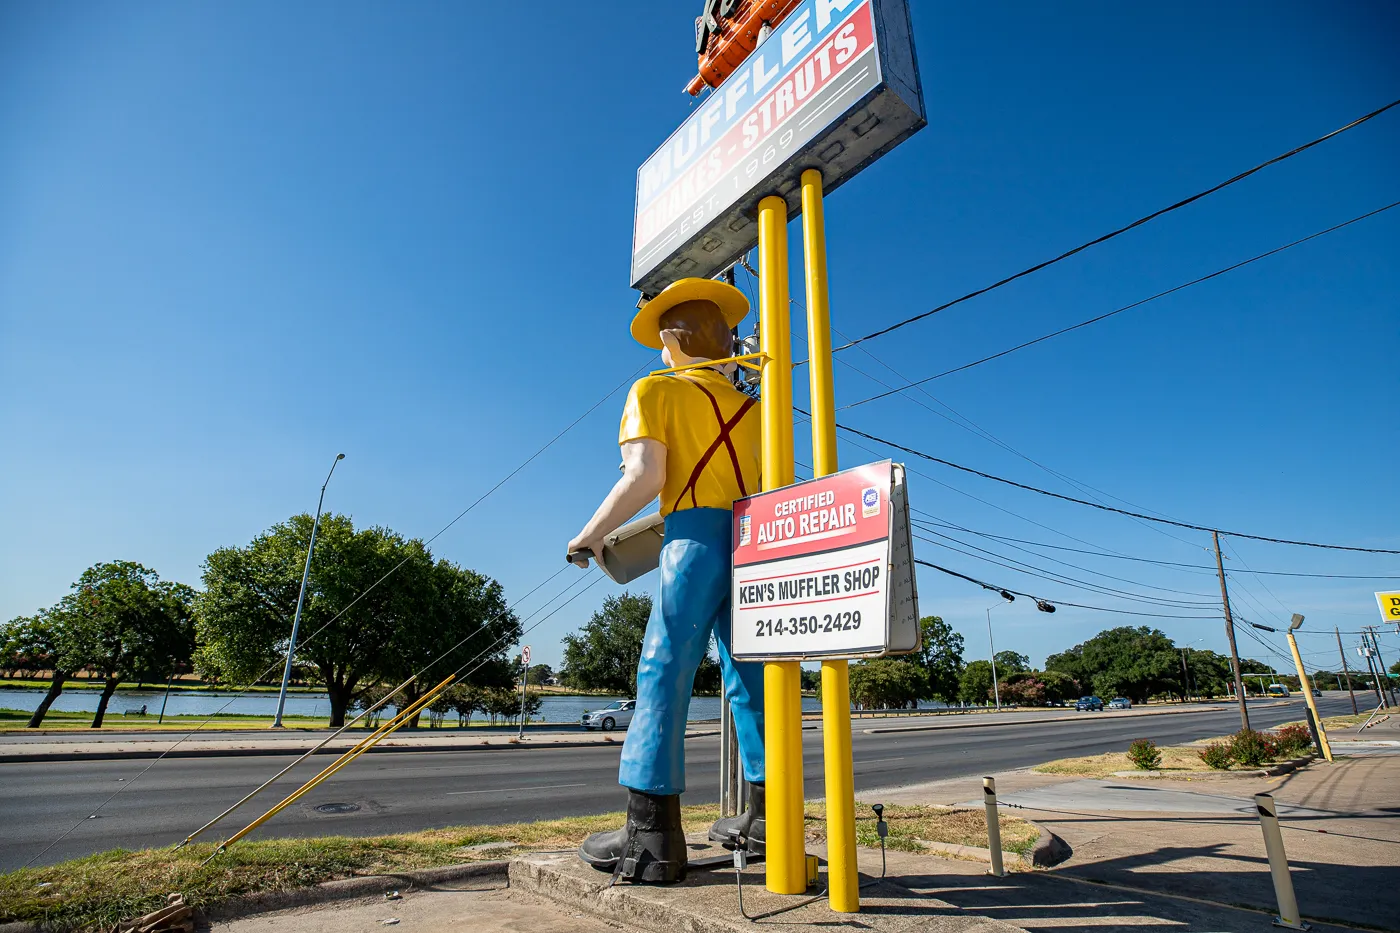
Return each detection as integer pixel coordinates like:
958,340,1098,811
731,461,895,659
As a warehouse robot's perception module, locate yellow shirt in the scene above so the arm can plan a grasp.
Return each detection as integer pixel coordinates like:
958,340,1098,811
618,368,760,515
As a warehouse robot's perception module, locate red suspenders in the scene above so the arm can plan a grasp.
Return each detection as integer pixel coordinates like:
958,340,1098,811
671,375,756,513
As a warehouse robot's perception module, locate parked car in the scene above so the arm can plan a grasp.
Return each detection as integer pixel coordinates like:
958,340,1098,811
1075,696,1104,712
1108,697,1131,710
581,700,636,731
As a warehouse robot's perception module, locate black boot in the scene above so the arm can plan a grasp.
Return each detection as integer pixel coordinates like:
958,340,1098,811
707,781,765,851
578,789,687,883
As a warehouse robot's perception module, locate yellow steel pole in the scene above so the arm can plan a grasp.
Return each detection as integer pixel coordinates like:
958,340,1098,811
758,193,806,895
800,168,858,913
208,674,456,858
1286,632,1333,761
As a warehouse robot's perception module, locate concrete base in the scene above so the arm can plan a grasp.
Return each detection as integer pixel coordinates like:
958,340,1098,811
509,839,1029,933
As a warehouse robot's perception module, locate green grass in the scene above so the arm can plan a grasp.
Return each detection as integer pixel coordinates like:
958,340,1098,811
0,802,1036,930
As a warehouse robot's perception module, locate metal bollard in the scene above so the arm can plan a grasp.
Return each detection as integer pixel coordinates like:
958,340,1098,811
1254,793,1310,930
983,776,1005,877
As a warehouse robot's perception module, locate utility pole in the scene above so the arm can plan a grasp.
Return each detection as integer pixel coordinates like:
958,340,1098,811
1213,530,1249,731
1180,647,1193,702
1365,628,1398,707
1336,626,1358,715
517,646,531,740
1361,644,1386,709
273,453,345,729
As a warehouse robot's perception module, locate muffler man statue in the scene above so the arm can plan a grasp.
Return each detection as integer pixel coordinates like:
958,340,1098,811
567,277,766,883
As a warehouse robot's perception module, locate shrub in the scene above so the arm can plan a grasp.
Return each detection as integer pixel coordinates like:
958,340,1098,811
1199,742,1234,770
1229,729,1278,767
1272,723,1313,757
1127,738,1162,770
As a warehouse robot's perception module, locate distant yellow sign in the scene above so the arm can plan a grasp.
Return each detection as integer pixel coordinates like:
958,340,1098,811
1377,591,1400,624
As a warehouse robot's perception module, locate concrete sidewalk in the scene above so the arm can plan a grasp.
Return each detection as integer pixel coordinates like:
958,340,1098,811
875,717,1400,932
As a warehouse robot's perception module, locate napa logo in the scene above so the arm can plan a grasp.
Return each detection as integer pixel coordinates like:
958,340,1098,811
738,514,752,546
861,486,880,518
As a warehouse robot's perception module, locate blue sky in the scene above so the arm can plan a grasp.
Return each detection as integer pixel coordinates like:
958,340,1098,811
2,1,1397,678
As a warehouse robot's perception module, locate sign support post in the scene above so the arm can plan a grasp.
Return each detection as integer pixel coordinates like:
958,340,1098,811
759,194,806,896
801,168,859,913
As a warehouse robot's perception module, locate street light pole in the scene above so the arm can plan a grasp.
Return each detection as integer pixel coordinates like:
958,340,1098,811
272,453,345,729
986,599,1010,711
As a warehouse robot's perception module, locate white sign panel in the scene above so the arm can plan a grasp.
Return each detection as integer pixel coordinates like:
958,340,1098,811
630,0,925,296
731,460,919,660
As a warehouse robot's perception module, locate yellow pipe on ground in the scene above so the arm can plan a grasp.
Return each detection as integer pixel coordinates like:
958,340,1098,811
1287,632,1333,761
801,168,858,913
758,192,806,895
209,674,457,857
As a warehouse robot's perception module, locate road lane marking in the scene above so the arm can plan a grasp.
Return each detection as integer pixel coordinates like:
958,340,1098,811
855,757,905,766
446,783,587,796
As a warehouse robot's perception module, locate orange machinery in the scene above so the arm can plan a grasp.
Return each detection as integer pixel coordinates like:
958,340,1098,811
687,0,803,96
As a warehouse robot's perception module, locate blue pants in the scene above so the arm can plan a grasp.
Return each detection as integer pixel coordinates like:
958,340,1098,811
619,507,765,796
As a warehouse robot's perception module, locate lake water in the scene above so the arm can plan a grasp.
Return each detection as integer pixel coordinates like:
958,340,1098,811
0,687,953,723
0,687,852,723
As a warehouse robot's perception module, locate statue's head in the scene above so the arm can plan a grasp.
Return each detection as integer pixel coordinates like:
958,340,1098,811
631,278,749,369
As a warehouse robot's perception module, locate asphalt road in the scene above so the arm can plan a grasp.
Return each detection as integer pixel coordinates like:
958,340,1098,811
0,696,1353,871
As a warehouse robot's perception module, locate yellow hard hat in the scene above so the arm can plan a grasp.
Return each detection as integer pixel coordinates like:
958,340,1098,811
630,277,749,350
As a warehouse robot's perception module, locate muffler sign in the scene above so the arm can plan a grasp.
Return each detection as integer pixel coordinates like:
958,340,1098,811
731,460,920,660
630,0,925,296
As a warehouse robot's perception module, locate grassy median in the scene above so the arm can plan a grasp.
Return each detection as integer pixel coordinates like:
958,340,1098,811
0,802,1036,930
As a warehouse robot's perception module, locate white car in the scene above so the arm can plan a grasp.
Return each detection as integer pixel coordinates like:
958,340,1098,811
581,700,636,731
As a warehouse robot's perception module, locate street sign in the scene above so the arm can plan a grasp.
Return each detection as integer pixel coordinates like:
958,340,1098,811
630,0,925,296
730,460,919,660
521,645,531,665
1376,591,1400,625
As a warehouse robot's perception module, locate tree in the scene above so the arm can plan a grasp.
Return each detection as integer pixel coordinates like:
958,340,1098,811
906,616,964,702
559,593,651,694
1039,669,1080,703
1046,627,1180,703
526,663,554,685
994,650,1030,674
4,612,75,728
998,672,1046,706
849,658,925,710
58,561,196,728
197,512,514,727
959,660,995,704
378,558,518,729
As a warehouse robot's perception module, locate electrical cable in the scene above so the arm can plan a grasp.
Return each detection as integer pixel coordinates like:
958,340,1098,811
203,570,607,860
827,100,1400,354
20,363,648,868
177,564,585,849
823,417,1400,554
912,558,1221,619
913,530,1219,609
842,200,1400,404
912,518,1217,598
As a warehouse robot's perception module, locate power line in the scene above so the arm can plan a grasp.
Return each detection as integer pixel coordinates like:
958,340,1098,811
913,515,1400,578
842,200,1400,405
912,522,1218,604
823,417,1400,555
913,558,1222,620
829,98,1400,354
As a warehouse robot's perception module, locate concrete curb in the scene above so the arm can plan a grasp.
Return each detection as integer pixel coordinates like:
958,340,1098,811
0,863,508,933
862,705,1231,735
0,731,721,764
